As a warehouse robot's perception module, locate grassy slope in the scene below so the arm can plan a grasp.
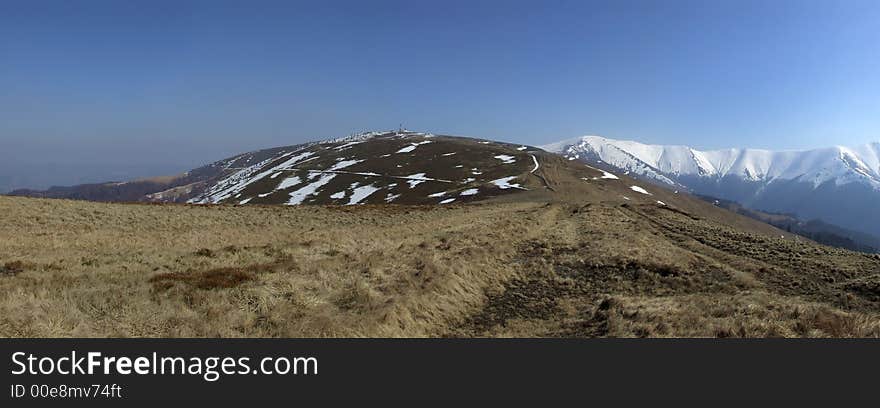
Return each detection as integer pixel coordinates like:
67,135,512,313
1,155,878,338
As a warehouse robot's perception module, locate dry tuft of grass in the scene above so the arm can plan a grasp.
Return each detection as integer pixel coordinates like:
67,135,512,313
592,293,880,338
1,261,26,277
150,267,258,291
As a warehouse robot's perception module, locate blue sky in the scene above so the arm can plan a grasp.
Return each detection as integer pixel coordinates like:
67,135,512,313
1,0,879,190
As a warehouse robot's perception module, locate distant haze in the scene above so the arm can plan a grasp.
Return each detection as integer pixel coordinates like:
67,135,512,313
0,134,263,192
2,1,879,192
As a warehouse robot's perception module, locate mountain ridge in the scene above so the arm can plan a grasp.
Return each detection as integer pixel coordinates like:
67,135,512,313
542,135,880,238
542,135,880,186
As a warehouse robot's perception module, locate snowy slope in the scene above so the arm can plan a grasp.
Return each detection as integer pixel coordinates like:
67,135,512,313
542,136,880,189
186,130,542,206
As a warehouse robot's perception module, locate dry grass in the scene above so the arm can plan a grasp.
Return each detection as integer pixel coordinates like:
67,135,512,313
0,196,545,337
0,195,878,338
593,293,880,338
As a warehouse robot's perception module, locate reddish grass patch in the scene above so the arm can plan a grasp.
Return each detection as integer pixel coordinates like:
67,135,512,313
149,265,270,291
0,261,25,276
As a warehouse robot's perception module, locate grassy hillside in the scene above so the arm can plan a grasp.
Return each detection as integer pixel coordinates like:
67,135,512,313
2,192,878,337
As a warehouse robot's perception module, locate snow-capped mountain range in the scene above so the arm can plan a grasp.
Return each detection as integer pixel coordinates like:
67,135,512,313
542,136,880,188
542,136,880,236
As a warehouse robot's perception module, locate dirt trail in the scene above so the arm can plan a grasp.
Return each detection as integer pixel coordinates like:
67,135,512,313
448,201,880,337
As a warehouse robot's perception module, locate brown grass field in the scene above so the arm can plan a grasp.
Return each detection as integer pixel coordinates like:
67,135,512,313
1,189,878,337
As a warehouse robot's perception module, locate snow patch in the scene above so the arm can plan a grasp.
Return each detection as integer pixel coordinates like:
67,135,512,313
396,140,433,154
329,159,364,171
275,176,303,191
348,185,380,205
494,154,516,164
402,173,442,188
491,176,526,190
630,186,651,195
335,142,361,150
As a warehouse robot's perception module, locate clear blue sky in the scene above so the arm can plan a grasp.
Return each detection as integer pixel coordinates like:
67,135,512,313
1,0,879,191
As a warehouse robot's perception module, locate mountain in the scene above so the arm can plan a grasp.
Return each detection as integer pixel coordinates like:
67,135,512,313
542,136,880,238
6,129,798,240
184,130,544,206
17,130,726,210
8,130,539,205
3,130,737,216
